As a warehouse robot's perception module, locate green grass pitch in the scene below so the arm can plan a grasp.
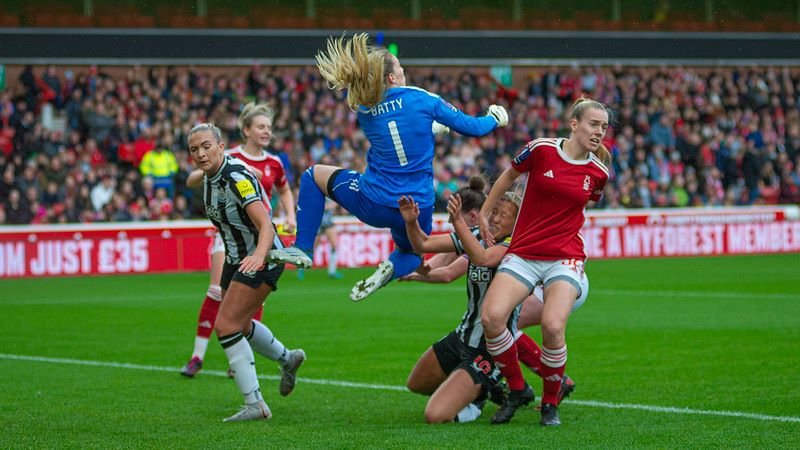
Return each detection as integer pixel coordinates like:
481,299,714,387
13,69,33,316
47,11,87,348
1,254,799,448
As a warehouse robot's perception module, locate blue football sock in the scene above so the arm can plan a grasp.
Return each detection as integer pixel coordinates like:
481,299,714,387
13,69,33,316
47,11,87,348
388,249,422,280
295,166,325,251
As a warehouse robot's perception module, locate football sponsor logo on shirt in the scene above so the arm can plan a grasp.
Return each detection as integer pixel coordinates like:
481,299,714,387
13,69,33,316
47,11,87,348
236,180,256,197
543,170,554,178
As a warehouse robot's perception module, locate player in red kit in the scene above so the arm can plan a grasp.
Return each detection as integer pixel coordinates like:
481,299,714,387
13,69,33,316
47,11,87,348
480,98,611,426
180,103,304,392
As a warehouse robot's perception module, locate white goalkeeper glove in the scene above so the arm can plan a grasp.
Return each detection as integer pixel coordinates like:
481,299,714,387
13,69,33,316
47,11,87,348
487,104,509,127
431,121,450,135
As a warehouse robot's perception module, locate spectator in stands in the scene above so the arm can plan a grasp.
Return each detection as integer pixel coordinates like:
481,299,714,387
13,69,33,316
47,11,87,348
90,174,115,212
84,101,115,146
139,134,178,198
171,194,192,220
133,127,157,167
5,189,31,224
1,63,799,225
0,165,15,199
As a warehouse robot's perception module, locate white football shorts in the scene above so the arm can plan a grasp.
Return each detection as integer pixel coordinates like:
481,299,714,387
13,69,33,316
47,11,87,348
501,254,589,311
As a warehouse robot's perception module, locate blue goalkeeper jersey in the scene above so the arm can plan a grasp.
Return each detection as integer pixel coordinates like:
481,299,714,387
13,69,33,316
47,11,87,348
357,86,498,208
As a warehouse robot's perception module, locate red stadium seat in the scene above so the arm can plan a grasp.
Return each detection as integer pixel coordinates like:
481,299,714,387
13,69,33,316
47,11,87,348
209,16,250,29
165,15,208,29
0,13,20,27
589,19,622,31
384,17,421,30
372,8,407,29
57,14,93,28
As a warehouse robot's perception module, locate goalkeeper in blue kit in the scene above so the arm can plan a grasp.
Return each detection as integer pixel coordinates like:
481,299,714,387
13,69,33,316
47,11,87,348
271,33,508,301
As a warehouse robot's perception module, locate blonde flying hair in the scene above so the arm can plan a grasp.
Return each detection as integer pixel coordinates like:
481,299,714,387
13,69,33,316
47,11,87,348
237,102,274,140
315,33,394,111
569,97,612,165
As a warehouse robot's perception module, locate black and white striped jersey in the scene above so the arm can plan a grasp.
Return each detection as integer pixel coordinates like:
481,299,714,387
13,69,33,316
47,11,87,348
450,227,518,349
203,155,284,264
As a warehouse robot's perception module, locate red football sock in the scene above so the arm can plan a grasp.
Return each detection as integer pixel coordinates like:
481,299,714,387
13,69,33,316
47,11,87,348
515,331,542,376
539,345,567,406
196,295,220,339
486,328,526,391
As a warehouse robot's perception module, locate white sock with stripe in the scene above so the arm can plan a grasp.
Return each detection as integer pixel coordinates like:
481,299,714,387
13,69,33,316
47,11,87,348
246,320,289,365
220,333,262,404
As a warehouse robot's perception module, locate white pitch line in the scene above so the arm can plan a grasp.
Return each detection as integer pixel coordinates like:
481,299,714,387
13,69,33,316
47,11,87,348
2,353,798,424
592,289,800,301
565,399,800,424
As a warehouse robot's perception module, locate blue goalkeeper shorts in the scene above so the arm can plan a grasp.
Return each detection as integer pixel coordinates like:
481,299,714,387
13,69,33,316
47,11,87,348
327,169,433,252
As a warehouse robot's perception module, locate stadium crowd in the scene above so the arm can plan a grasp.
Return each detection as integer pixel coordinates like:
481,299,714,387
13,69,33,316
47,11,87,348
1,63,799,225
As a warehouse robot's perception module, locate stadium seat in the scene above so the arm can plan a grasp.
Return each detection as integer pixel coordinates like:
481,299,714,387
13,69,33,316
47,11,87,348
284,16,317,29
209,16,250,29
0,13,20,27
384,17,421,30
165,15,208,29
371,8,405,29
56,14,93,28
458,7,507,29
589,19,622,31
671,21,718,32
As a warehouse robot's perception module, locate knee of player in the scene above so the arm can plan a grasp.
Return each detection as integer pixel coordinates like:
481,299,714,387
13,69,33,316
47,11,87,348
480,309,505,336
423,404,452,424
540,320,566,344
406,375,430,395
214,319,238,337
406,376,421,393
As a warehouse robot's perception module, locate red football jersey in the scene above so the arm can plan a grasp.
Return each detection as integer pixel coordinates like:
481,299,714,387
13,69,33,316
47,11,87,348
226,146,287,201
508,138,609,261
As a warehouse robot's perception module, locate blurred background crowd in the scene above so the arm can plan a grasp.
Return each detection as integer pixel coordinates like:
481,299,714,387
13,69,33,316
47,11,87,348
1,63,799,225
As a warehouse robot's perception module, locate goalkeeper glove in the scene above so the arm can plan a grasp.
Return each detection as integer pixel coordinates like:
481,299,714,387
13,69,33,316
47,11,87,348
431,121,450,135
487,105,509,127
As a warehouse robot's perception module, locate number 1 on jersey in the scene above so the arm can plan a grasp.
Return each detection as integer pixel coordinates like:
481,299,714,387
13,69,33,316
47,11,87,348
388,121,408,166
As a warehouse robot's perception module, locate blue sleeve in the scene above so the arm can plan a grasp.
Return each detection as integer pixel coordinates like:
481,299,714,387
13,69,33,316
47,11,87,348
429,96,498,137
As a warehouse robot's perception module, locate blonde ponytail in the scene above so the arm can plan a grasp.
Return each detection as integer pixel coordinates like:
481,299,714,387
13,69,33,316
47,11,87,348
315,33,390,111
595,144,611,166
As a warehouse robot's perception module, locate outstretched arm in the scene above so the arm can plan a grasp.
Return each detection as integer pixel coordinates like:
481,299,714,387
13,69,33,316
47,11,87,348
430,95,508,137
448,194,508,268
401,256,468,284
398,196,455,254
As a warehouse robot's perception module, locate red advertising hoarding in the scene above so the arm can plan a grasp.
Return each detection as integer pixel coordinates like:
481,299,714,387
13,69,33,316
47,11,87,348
1,206,798,279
